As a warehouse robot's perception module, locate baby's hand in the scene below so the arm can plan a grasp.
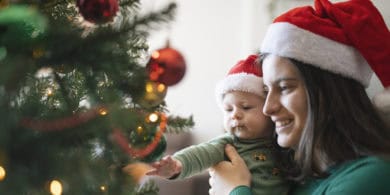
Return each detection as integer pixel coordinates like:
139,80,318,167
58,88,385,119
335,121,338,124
146,155,182,179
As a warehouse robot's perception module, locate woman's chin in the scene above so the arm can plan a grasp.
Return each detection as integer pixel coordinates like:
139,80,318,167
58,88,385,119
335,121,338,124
277,136,290,148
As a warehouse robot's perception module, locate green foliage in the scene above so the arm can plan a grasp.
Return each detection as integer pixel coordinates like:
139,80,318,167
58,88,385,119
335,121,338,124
0,0,193,194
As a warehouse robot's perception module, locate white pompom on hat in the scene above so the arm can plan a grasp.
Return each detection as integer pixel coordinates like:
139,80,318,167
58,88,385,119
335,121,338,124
215,55,263,106
260,0,390,89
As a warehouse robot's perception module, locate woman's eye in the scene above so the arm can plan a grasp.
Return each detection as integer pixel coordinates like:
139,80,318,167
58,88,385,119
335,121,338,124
280,85,294,94
280,85,288,90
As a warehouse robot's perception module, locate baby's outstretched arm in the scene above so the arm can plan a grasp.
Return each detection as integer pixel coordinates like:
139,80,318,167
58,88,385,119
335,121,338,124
146,155,182,179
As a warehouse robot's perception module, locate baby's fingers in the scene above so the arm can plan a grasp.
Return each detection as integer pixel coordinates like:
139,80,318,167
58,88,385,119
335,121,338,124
149,161,161,169
145,168,158,176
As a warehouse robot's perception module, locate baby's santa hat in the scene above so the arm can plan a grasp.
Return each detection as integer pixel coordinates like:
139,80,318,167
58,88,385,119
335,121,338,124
261,0,390,111
215,55,263,106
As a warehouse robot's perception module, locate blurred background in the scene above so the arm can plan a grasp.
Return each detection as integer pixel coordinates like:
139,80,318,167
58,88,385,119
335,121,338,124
140,0,390,194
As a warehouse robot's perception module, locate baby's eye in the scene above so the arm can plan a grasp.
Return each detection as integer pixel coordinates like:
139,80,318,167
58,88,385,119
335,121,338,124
242,105,252,110
224,107,233,112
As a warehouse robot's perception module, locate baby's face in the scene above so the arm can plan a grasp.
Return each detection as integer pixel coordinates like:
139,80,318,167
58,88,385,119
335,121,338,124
222,91,274,139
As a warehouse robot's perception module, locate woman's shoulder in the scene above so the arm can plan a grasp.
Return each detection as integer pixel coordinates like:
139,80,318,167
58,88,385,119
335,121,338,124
333,156,390,175
293,156,390,195
321,156,390,194
230,186,252,195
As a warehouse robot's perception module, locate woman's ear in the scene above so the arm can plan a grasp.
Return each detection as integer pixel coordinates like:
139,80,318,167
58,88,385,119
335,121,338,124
372,87,390,126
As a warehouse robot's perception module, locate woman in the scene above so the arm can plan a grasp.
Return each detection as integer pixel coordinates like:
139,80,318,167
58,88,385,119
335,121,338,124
208,0,390,194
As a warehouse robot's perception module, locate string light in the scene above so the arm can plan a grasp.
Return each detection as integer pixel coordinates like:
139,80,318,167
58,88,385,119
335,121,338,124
157,83,166,93
50,180,63,195
151,51,160,59
100,185,107,192
136,126,143,134
148,113,159,123
99,108,108,115
145,82,154,93
0,166,6,181
46,88,54,96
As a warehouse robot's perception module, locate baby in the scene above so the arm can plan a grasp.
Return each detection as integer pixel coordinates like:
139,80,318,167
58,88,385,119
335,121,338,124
147,55,290,195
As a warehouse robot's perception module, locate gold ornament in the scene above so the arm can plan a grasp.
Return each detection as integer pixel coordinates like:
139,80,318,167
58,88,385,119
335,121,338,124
137,81,167,108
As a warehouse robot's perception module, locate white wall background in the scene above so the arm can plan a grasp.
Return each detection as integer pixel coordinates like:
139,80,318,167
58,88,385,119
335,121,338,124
141,0,390,144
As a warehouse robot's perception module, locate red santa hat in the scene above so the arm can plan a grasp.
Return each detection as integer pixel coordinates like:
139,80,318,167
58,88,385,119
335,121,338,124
260,0,390,89
261,0,390,87
215,55,263,106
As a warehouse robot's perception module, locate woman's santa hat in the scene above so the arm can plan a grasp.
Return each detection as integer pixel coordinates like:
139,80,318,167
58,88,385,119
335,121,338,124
260,0,389,112
215,55,263,105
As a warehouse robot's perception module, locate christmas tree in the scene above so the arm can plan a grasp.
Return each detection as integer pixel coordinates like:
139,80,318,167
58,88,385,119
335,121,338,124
0,0,193,194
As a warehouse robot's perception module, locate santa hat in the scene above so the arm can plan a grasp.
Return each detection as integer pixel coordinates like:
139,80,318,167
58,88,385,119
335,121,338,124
215,55,263,106
260,0,390,89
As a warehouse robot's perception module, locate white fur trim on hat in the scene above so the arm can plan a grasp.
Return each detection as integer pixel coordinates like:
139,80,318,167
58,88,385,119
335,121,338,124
261,22,373,87
215,73,263,106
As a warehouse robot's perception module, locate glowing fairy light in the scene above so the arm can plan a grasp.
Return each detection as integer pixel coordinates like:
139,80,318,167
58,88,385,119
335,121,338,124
46,88,54,96
145,82,153,93
99,108,108,115
100,185,107,192
151,51,160,59
50,180,63,195
136,126,143,134
148,113,159,123
157,83,166,92
0,166,6,181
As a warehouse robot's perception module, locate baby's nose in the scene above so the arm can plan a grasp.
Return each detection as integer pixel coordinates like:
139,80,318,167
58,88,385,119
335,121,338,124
232,110,243,119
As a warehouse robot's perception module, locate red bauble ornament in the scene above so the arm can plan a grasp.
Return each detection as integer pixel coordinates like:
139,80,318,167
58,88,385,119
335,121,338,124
76,0,119,24
146,46,186,86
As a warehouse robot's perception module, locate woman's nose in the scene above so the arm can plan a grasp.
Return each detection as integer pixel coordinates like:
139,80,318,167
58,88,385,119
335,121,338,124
263,92,280,116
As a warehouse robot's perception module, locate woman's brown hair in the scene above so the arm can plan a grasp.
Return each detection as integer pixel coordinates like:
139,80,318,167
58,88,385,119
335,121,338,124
290,58,390,181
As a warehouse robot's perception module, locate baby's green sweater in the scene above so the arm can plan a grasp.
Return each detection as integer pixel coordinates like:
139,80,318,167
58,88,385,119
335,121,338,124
173,133,290,195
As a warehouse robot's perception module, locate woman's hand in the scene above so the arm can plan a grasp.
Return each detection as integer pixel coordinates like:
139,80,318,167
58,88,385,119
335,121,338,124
208,144,251,195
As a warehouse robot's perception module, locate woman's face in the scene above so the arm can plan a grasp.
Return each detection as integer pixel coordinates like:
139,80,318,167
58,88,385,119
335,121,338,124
262,55,308,148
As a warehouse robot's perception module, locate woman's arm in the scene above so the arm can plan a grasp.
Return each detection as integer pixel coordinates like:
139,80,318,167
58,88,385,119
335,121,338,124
208,144,252,195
